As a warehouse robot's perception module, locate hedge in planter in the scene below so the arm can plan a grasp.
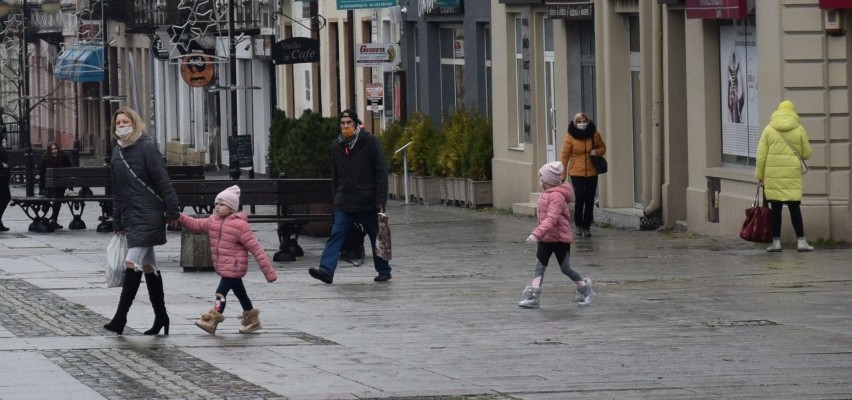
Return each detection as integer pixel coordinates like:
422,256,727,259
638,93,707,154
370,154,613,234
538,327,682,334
268,109,338,179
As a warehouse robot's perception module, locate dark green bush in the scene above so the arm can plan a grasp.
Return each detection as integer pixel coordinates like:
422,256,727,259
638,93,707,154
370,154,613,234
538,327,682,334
379,120,406,174
463,112,493,180
406,113,442,176
436,107,493,180
268,109,338,178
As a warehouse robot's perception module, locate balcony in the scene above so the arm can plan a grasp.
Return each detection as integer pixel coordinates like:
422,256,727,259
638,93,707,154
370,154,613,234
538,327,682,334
121,0,273,36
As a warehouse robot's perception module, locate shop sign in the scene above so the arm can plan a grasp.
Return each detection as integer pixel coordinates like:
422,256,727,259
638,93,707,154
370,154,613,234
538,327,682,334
545,0,592,19
355,43,399,67
180,53,215,87
272,38,320,65
337,0,396,10
150,36,170,61
685,0,747,19
365,83,384,111
421,0,464,14
819,0,852,9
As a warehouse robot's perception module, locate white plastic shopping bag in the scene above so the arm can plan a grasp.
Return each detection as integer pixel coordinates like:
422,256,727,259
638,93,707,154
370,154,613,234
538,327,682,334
105,234,128,288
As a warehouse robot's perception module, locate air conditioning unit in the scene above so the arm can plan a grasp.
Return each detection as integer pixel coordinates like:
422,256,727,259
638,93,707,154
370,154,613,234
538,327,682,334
824,9,845,36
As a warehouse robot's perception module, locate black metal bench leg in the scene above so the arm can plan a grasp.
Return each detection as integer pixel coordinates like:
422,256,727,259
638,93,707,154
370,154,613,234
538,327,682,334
274,223,302,262
66,201,87,230
22,203,53,233
96,200,113,233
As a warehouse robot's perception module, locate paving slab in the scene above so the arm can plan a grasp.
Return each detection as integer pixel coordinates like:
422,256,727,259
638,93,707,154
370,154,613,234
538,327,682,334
1,183,851,399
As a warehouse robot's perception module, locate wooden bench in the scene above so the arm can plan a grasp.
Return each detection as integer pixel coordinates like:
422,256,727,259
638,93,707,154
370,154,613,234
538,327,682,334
5,148,45,185
10,164,206,233
171,178,333,265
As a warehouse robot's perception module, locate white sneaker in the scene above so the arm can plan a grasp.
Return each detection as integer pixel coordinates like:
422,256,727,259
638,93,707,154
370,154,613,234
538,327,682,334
797,238,814,252
518,286,541,309
766,239,782,252
577,280,595,306
575,278,592,302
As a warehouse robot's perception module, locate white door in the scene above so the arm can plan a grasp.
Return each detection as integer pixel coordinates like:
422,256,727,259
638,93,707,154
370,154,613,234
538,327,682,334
544,19,556,162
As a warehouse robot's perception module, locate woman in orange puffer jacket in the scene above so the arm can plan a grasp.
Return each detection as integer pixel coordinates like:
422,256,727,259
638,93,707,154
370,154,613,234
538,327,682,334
560,112,606,237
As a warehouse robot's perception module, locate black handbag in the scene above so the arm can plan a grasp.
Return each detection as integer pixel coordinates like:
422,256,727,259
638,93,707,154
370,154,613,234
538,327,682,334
591,155,607,175
590,134,607,174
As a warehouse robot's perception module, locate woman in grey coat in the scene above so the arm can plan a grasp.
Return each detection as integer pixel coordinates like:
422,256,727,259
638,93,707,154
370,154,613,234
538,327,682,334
103,107,180,336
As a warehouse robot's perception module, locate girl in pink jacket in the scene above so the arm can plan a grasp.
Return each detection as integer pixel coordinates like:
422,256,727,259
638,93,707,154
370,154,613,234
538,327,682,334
179,185,278,334
519,161,595,309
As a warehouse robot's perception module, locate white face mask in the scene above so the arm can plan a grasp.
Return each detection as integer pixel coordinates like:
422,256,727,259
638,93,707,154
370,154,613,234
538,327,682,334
576,122,589,130
115,126,133,138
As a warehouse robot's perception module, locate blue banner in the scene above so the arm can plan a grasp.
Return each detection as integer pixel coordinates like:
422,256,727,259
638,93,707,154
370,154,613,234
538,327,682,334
337,0,396,9
434,0,460,7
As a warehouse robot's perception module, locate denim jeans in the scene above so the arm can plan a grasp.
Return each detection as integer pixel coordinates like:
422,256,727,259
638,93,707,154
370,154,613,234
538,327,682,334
318,209,391,277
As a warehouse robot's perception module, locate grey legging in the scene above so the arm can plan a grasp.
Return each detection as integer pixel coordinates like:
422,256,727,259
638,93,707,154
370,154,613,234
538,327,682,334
530,242,583,287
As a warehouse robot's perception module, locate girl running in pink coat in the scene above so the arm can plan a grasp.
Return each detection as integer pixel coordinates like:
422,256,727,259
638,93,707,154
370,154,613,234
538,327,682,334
179,185,277,334
518,161,595,308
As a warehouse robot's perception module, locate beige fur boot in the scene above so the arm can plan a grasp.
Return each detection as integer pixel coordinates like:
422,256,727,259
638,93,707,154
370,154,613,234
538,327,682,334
238,309,261,334
195,309,225,335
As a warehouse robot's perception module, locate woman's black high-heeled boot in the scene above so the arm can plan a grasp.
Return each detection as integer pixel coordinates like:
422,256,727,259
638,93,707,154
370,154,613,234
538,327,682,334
104,269,143,335
143,271,169,335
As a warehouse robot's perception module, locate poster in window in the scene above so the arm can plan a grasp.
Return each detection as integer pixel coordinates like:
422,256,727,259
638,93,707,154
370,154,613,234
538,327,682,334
719,25,758,159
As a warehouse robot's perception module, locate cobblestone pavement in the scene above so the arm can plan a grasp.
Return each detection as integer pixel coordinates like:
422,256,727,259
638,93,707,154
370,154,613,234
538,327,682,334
1,183,851,399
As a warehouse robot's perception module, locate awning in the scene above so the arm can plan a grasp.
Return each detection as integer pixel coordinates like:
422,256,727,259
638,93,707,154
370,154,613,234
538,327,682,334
820,0,852,9
54,45,105,83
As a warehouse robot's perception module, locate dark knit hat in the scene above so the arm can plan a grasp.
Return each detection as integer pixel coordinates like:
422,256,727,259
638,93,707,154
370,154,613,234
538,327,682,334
339,109,360,125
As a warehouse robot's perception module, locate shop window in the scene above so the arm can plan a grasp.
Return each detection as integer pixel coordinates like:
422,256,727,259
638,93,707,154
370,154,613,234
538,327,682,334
720,17,758,166
514,13,531,148
439,26,465,117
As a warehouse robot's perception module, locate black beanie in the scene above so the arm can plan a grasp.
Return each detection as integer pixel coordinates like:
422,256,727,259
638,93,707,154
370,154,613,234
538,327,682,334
339,109,360,125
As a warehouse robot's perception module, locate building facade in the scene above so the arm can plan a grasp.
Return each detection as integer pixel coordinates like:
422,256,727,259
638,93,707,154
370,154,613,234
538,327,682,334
491,0,852,242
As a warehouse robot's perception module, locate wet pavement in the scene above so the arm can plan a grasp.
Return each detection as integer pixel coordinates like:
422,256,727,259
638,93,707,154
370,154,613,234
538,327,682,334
0,182,850,399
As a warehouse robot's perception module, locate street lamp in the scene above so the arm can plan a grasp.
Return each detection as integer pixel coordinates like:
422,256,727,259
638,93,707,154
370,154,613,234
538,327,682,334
0,0,61,197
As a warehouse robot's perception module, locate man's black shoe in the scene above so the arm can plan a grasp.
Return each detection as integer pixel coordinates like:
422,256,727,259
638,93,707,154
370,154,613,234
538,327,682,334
374,274,392,282
309,268,333,284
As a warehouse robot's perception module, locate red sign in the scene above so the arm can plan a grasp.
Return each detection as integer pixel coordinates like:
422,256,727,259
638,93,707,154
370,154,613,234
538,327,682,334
685,0,747,19
819,0,852,9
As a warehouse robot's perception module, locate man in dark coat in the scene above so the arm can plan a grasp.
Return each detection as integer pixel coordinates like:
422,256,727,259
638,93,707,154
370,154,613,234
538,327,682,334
309,109,390,284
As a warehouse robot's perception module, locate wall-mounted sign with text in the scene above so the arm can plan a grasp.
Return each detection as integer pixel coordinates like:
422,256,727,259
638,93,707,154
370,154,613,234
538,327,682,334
180,53,215,87
337,0,396,10
355,43,399,68
272,38,321,65
546,0,593,19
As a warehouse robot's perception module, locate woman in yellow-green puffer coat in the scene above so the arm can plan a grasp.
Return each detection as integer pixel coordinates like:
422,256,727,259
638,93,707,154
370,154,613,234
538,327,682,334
755,100,814,252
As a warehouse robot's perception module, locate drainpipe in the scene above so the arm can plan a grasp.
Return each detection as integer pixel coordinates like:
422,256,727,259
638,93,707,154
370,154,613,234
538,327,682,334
643,3,663,218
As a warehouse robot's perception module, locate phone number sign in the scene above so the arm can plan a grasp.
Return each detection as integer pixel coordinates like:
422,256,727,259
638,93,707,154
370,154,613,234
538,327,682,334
337,0,396,10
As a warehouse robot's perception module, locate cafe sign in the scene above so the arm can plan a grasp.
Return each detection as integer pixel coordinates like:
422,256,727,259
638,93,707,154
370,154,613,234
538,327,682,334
272,38,321,65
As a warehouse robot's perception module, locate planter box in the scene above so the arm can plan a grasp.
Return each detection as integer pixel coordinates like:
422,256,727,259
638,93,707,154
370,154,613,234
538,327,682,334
414,176,442,205
452,177,469,206
439,177,451,205
407,175,419,203
388,173,405,200
467,179,493,208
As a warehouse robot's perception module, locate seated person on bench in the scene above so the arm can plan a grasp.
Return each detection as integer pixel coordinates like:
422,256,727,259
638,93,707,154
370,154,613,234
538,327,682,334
38,142,73,230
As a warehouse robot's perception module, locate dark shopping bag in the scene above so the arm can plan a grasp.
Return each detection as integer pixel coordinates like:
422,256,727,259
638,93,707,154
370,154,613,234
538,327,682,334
740,185,773,243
